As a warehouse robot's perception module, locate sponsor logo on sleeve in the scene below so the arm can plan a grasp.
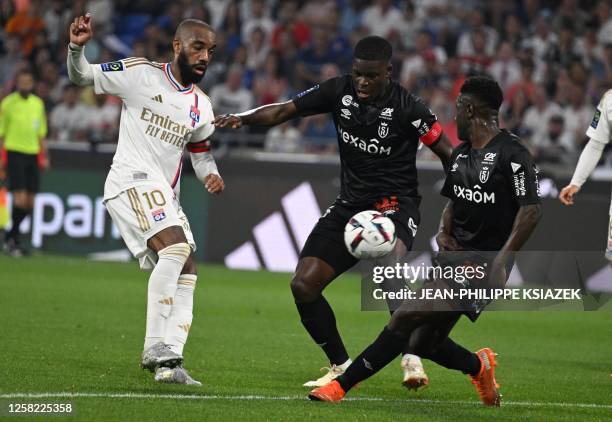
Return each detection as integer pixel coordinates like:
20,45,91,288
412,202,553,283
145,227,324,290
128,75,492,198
100,61,124,72
591,109,601,129
295,84,319,99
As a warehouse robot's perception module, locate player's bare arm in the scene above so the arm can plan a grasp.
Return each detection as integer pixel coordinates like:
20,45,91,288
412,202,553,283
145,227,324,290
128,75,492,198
489,204,542,288
436,200,460,251
213,100,299,129
428,133,453,172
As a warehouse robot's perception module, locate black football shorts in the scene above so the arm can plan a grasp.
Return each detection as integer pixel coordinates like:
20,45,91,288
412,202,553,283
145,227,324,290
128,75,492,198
300,196,421,275
6,151,40,193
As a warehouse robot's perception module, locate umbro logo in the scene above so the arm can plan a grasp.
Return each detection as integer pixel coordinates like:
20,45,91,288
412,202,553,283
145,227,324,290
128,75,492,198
151,94,163,103
411,119,421,128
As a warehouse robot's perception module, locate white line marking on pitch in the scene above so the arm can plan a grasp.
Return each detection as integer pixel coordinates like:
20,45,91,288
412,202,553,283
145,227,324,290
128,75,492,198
0,393,610,409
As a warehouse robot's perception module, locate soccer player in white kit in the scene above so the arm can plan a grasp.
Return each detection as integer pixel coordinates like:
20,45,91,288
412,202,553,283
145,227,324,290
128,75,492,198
560,90,612,263
67,14,225,385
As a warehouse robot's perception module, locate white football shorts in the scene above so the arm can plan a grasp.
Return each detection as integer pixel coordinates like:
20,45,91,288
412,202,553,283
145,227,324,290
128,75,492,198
105,182,195,270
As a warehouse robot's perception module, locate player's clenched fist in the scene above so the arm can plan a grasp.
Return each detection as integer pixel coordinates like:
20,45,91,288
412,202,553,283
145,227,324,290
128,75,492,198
214,114,243,129
70,13,93,46
205,174,225,194
559,184,580,206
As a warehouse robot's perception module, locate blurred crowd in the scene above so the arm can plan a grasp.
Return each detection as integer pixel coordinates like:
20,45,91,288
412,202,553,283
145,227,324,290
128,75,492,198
2,0,612,166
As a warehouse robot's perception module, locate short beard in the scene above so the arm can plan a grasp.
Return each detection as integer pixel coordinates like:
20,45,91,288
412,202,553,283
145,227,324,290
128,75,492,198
177,49,205,85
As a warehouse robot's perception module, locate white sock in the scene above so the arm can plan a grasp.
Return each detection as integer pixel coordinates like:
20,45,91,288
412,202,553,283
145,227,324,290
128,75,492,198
402,354,424,367
338,359,352,371
143,243,191,350
164,274,197,355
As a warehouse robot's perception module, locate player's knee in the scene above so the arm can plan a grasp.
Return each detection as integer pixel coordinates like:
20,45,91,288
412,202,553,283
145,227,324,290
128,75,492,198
388,310,420,336
181,255,197,276
157,242,191,266
290,275,321,302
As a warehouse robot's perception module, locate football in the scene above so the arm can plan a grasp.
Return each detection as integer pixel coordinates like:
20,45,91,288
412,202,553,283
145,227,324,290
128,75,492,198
344,210,397,259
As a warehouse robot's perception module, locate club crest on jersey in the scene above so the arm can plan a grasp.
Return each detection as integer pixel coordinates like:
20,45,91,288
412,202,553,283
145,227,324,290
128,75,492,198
479,166,491,183
380,108,394,121
189,105,200,127
342,95,358,108
100,61,124,72
152,209,167,222
378,122,389,138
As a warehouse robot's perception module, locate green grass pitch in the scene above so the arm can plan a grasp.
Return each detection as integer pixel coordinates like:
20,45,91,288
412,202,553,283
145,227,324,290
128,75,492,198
1,255,611,421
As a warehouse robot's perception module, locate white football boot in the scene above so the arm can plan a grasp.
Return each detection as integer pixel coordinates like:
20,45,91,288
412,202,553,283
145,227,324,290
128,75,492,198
303,360,352,387
155,366,202,386
141,342,183,372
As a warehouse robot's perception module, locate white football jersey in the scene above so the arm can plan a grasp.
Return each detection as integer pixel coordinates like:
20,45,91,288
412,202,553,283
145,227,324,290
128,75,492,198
586,89,612,146
92,57,215,200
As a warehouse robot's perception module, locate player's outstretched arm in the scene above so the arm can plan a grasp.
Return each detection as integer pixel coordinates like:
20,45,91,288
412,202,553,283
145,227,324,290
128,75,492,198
214,101,298,129
489,204,542,288
67,13,95,86
428,133,453,172
559,138,606,205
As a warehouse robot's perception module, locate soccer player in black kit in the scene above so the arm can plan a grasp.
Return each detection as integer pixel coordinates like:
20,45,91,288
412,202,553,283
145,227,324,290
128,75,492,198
215,36,452,387
307,76,542,406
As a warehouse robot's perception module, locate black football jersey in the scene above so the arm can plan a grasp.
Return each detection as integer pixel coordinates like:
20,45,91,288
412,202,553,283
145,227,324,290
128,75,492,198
441,130,540,251
292,75,442,206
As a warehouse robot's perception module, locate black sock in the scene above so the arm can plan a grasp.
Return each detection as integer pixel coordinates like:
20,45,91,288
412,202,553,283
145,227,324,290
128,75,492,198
336,327,405,392
427,337,481,376
295,295,349,365
8,206,27,240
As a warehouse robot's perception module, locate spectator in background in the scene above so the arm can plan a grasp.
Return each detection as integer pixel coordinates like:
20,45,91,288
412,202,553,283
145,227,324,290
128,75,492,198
488,42,521,92
220,1,243,54
362,0,403,39
210,65,254,117
532,114,575,164
264,121,302,153
522,12,558,63
87,94,120,146
245,27,270,71
39,61,69,105
552,0,589,36
299,114,336,154
456,9,498,58
397,1,422,53
49,85,90,143
400,30,446,90
270,0,310,51
506,57,537,106
460,27,492,74
500,14,524,51
0,35,22,85
242,0,274,40
563,82,594,149
5,2,45,57
295,27,338,88
0,70,48,256
252,52,288,105
522,85,563,143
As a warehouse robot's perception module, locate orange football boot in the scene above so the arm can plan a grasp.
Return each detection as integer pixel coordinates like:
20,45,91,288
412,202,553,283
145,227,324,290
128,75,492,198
470,348,501,407
308,380,346,402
